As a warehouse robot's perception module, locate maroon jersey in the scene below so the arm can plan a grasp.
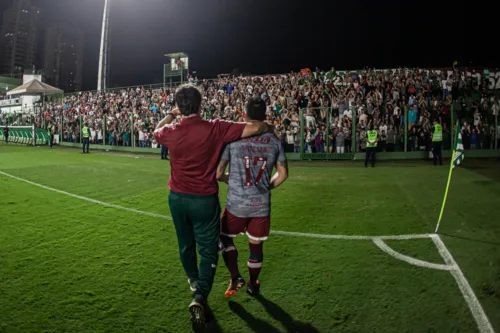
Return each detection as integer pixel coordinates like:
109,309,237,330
154,116,246,195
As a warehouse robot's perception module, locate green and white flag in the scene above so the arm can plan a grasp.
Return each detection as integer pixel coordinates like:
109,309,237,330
436,121,466,233
452,123,464,168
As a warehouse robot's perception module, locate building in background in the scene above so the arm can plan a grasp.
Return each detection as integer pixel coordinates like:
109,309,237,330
0,0,40,75
43,26,84,92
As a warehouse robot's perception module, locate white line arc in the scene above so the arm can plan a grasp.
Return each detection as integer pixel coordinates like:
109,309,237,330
373,238,453,271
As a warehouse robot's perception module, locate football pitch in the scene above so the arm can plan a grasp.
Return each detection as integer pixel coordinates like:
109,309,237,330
1,145,499,333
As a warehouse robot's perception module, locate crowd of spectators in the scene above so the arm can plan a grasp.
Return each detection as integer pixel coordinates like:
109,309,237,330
35,66,500,152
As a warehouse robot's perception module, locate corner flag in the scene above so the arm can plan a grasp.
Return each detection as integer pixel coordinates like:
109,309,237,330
435,121,464,233
452,127,465,168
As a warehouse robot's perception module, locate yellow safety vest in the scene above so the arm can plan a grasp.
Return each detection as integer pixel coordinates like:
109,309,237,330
82,126,90,138
367,130,378,147
432,124,442,142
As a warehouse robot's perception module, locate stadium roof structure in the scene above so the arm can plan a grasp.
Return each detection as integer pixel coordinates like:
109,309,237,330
6,79,63,96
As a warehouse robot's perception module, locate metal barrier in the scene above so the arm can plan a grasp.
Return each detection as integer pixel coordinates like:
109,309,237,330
298,100,499,160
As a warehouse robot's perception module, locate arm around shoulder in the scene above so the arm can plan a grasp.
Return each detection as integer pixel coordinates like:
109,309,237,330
242,121,278,139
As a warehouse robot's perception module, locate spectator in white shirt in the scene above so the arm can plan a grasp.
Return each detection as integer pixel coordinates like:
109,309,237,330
306,114,316,129
138,129,145,148
97,128,103,144
359,111,368,124
343,108,352,119
379,123,388,134
286,128,294,152
442,77,449,99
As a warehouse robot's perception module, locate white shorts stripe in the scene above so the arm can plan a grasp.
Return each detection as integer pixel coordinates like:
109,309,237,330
246,231,268,241
223,246,236,253
247,261,262,268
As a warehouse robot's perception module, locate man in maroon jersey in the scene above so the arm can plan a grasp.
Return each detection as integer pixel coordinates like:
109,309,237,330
154,84,277,328
216,97,289,298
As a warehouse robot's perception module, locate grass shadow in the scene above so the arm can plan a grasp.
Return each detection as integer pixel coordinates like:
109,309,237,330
462,159,500,183
440,232,500,246
228,295,320,333
228,301,280,333
192,304,224,333
255,294,320,333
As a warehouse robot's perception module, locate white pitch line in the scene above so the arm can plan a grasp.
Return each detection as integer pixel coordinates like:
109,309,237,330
0,170,430,241
373,238,453,271
0,170,172,221
431,234,495,333
0,170,496,331
271,230,432,241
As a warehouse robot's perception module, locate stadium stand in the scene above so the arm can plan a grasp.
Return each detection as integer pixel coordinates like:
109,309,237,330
5,67,500,152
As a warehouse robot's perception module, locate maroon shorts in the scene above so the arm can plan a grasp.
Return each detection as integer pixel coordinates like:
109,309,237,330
221,208,270,241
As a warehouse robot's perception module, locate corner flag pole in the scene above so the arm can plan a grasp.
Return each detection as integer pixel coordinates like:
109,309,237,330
434,149,455,233
435,120,460,233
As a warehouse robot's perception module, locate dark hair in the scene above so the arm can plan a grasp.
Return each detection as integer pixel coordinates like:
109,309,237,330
245,97,266,121
174,84,202,116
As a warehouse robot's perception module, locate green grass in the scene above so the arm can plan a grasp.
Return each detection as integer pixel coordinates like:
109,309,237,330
1,145,500,333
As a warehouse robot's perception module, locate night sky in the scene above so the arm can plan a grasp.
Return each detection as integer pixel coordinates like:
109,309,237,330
2,0,495,90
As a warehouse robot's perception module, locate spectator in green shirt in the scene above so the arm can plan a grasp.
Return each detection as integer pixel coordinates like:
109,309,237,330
108,130,115,146
122,130,129,146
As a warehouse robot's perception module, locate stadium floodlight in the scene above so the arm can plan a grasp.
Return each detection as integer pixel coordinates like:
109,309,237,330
97,0,110,92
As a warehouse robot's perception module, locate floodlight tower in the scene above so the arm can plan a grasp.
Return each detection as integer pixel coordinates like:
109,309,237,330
97,0,111,91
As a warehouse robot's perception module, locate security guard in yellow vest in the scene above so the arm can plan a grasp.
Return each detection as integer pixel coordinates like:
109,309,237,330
82,122,90,154
365,124,378,167
432,119,443,166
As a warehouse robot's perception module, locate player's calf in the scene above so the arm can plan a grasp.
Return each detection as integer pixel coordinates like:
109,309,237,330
220,235,241,280
220,235,245,298
247,239,263,293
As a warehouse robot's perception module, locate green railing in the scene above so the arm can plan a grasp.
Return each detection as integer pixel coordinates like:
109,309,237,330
297,100,499,160
59,114,140,148
0,126,49,145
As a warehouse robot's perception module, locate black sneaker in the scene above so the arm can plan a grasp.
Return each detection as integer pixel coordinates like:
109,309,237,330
246,280,260,297
224,276,245,298
189,294,206,327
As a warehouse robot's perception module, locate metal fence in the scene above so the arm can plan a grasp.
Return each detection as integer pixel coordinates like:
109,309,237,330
55,112,163,149
297,101,499,159
3,89,499,159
